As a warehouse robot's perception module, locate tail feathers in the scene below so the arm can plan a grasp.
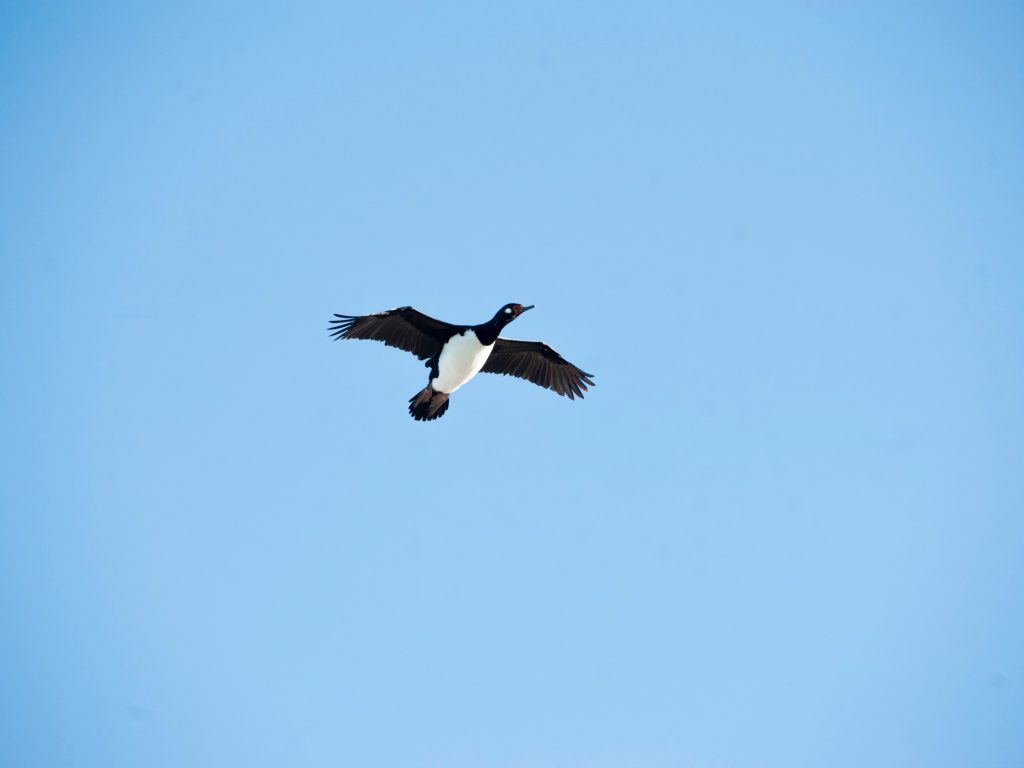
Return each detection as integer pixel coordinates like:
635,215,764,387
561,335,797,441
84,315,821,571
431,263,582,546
408,387,450,421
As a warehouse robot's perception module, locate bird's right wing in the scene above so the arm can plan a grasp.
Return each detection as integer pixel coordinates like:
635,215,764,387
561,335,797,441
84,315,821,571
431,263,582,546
481,338,595,399
328,306,459,361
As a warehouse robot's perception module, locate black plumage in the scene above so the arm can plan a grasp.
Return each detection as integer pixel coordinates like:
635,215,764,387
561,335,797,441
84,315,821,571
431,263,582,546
328,307,457,360
482,339,595,399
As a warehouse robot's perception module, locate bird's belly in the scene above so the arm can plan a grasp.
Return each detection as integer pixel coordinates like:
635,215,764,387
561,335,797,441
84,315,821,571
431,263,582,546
433,331,494,394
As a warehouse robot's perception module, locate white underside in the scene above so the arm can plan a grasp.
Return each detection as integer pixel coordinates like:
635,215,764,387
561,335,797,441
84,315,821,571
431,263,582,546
432,330,494,394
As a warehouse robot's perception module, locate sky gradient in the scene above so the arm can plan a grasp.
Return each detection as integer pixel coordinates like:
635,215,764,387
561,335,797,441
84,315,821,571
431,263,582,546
2,3,1023,766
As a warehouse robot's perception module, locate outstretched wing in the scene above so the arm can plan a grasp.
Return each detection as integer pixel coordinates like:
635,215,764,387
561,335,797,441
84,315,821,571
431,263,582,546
481,338,595,399
328,306,459,361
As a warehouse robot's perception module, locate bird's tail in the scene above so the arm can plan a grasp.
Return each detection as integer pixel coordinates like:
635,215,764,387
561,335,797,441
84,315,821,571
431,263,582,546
408,386,450,421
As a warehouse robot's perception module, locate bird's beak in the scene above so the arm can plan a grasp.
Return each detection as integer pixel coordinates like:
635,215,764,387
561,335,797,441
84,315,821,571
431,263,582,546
517,304,535,315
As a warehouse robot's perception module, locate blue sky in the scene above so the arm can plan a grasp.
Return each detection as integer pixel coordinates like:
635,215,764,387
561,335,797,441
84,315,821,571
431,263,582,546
2,2,1023,766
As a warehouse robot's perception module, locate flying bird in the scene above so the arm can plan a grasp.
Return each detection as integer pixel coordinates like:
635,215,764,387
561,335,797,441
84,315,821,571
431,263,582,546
328,304,595,421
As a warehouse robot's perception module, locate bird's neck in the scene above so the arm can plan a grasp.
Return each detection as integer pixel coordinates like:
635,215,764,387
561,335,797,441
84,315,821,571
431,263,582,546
472,318,508,346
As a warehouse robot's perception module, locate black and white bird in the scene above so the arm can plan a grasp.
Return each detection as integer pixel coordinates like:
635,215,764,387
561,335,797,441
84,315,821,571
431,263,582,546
328,304,595,421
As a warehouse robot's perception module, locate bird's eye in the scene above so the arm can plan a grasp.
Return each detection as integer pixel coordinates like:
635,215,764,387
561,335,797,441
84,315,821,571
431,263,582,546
505,307,512,314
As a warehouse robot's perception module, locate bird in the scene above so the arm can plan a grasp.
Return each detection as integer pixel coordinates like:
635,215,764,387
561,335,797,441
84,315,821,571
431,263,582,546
328,304,595,421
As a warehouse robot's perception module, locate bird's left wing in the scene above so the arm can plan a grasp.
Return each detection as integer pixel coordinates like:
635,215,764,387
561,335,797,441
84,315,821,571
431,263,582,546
480,338,595,399
328,306,459,361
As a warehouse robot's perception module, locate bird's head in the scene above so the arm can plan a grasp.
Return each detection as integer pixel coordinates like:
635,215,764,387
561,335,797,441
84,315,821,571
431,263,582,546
496,303,534,324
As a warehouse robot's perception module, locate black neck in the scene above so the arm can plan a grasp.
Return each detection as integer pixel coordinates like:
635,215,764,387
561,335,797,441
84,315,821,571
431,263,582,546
472,317,511,346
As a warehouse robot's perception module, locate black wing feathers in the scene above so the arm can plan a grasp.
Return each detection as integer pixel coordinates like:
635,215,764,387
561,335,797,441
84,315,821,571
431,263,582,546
328,307,458,361
481,339,595,399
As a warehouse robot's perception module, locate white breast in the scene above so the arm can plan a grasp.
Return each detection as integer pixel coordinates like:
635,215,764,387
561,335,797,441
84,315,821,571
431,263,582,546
432,330,494,394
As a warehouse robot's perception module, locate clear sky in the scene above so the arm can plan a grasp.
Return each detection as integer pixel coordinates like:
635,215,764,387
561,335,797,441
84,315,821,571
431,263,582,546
2,2,1023,766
